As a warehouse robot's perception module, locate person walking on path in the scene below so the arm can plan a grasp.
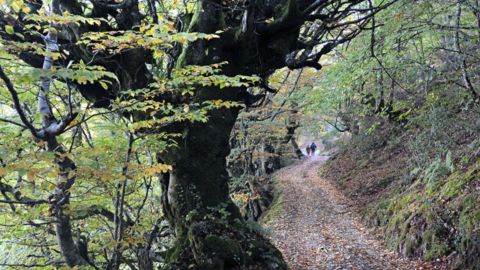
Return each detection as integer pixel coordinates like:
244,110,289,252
306,145,311,156
310,142,317,156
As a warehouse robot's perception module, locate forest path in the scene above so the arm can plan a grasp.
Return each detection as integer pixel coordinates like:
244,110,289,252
264,156,418,270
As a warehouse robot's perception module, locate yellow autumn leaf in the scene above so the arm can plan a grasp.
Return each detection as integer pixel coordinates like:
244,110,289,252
77,76,88,84
99,81,109,90
66,119,79,129
10,1,21,12
27,170,35,181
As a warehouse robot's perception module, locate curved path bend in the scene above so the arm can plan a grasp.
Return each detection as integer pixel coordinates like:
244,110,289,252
264,156,418,270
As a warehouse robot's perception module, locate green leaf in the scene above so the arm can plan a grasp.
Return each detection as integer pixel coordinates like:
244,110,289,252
5,25,14,35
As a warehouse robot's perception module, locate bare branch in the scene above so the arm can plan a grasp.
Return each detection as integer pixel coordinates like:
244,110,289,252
0,66,39,137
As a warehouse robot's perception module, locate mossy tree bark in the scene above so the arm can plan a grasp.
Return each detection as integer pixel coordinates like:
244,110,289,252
159,3,291,268
161,107,290,269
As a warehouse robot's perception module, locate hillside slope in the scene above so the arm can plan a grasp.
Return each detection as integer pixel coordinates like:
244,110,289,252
320,126,480,270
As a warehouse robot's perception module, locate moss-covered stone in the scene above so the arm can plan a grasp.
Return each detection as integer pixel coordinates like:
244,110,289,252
261,178,285,225
424,238,449,261
440,162,479,200
167,217,288,270
164,239,184,264
456,229,480,270
244,239,286,269
456,198,480,269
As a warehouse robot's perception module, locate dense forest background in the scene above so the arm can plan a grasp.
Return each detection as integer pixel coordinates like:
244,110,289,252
0,0,479,269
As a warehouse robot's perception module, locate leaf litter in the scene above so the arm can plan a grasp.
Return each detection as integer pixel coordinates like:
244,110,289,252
264,156,421,270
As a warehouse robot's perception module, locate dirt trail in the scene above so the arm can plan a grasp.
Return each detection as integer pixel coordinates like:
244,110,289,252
264,156,418,270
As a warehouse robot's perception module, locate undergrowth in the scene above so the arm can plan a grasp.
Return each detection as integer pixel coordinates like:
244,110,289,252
320,105,480,269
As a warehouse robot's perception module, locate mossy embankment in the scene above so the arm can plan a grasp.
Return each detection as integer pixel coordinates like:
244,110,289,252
320,126,480,270
260,177,285,226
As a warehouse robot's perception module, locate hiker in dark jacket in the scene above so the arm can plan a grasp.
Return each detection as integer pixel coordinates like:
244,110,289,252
310,142,317,156
306,145,311,156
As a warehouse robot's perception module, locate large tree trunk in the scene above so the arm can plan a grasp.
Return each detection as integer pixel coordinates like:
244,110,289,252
158,3,287,267
161,107,286,269
158,1,293,266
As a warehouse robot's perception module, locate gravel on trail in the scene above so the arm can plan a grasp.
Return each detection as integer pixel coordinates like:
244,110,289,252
264,156,419,270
